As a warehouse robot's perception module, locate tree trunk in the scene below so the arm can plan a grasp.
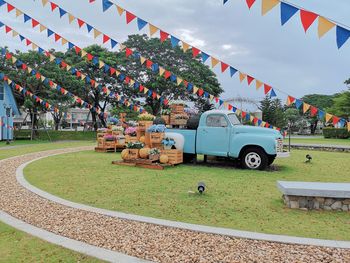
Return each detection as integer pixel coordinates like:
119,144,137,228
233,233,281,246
91,111,98,131
310,120,318,135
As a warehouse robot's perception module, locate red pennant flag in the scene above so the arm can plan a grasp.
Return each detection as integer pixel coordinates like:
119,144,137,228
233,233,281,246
160,31,169,42
332,116,340,126
192,47,200,58
49,80,54,87
124,76,130,84
5,53,12,60
253,117,258,124
125,48,133,57
25,39,32,46
126,11,136,24
89,0,95,3
60,88,65,95
264,84,272,94
164,99,169,105
77,19,85,28
90,79,95,86
139,85,144,92
7,3,15,12
103,34,110,44
50,2,58,11
76,71,81,78
87,53,94,61
146,60,153,69
287,95,296,105
36,97,40,103
228,104,233,111
247,75,254,86
198,89,204,97
54,33,61,42
300,10,318,32
22,64,27,70
265,122,269,128
246,0,256,9
45,102,49,108
32,19,39,28
5,26,11,33
183,80,188,87
221,62,229,73
74,46,81,54
45,51,51,57
164,71,171,79
102,87,107,93
61,61,67,68
35,73,41,79
215,97,219,103
110,67,116,75
15,84,20,90
242,111,247,119
152,91,157,99
310,106,318,117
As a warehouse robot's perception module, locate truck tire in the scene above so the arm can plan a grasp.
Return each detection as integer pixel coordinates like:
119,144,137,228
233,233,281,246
186,114,201,130
240,147,268,170
267,156,276,166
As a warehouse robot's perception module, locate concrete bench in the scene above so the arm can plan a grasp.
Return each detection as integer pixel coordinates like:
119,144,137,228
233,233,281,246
277,181,350,211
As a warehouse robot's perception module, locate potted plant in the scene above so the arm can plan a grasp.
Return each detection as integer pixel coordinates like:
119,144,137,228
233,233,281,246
162,137,176,150
149,148,161,161
147,125,166,144
161,109,171,124
125,127,137,137
138,113,155,130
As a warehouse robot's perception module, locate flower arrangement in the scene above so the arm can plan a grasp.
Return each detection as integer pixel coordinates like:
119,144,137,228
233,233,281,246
162,137,176,149
127,120,138,127
149,148,161,156
161,109,171,115
97,128,108,133
184,108,199,116
147,124,167,133
168,100,187,106
125,127,137,136
126,142,144,149
137,113,155,121
112,126,124,132
103,134,115,141
108,117,119,125
175,114,189,120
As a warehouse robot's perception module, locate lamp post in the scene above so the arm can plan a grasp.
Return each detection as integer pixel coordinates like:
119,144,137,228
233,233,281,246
4,105,11,145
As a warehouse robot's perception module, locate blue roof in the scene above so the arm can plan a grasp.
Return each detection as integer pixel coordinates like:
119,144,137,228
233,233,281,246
1,82,20,116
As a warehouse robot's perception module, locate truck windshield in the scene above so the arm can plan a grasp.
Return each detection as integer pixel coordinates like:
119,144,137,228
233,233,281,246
227,114,241,125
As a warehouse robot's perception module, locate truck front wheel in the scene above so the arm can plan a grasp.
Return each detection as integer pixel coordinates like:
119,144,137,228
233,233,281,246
240,147,268,170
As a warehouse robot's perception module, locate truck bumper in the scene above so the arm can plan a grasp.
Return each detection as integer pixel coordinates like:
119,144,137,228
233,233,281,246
277,151,290,158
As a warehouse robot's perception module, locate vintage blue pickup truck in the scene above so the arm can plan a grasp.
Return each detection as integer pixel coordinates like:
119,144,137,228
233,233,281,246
170,110,288,170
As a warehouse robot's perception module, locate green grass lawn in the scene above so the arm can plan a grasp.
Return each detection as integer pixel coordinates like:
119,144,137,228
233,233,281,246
0,141,100,262
284,137,350,146
25,149,350,241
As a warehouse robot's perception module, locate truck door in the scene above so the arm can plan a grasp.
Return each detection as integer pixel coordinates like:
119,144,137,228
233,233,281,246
197,114,230,156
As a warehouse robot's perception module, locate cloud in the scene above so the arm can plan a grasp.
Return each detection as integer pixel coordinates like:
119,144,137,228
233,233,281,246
174,29,206,48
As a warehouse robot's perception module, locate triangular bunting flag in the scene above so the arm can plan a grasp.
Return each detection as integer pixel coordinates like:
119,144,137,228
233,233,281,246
182,42,190,52
255,80,263,90
221,62,229,73
303,103,311,113
310,106,318,117
77,19,85,28
102,0,113,12
295,99,303,109
239,72,246,82
264,84,272,94
68,14,75,24
211,57,220,68
270,89,277,98
286,95,295,105
332,116,340,126
103,34,110,44
336,26,350,49
170,35,180,47
93,29,101,38
325,113,333,123
126,11,136,24
247,75,254,85
39,24,46,32
160,31,169,42
280,2,299,26
137,18,148,31
116,5,124,16
318,16,335,38
246,0,256,9
230,67,237,77
261,0,279,16
42,0,49,6
149,24,158,36
300,10,318,32
15,9,23,17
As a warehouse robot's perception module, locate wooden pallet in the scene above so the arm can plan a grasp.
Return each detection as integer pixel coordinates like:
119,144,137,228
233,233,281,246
112,160,173,170
95,147,116,153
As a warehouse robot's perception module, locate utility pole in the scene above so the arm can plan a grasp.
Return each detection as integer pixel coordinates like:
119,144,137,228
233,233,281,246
4,105,11,145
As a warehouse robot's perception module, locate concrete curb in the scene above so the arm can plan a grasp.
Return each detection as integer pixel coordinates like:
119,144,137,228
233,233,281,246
0,210,150,263
16,152,350,249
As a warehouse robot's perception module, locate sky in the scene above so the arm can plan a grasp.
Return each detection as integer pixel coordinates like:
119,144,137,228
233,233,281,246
0,0,349,111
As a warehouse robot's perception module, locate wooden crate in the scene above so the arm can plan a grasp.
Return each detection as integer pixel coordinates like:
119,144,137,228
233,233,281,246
170,104,184,113
150,133,164,144
170,116,188,126
127,149,139,159
136,128,145,140
161,149,183,165
150,142,164,149
161,115,170,125
144,132,151,147
112,131,123,136
125,135,139,144
138,121,153,129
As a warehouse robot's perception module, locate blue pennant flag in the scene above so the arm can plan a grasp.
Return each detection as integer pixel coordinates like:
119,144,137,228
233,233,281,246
85,76,91,83
134,82,140,89
246,113,250,121
187,83,193,92
86,24,93,33
230,66,237,77
0,21,4,28
258,120,262,126
0,0,5,7
38,47,44,54
102,0,113,12
19,35,25,41
339,119,346,127
104,64,110,73
31,69,36,75
24,14,31,23
43,78,49,85
68,42,74,49
170,74,177,82
151,63,159,72
16,60,23,67
119,74,125,81
59,8,67,17
270,89,277,98
318,110,325,120
1,48,6,55
295,99,303,109
137,18,148,31
92,57,99,65
232,107,237,113
71,68,77,75
147,90,152,97
170,36,180,47
111,39,118,48
219,100,224,106
47,29,54,37
55,58,62,65
280,2,299,26
0,73,4,80
133,52,140,59
223,0,229,4
56,85,61,91
201,52,210,63
204,92,209,98
336,26,350,49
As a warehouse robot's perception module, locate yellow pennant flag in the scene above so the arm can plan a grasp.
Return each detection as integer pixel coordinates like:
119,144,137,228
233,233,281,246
115,70,120,76
250,115,255,122
211,57,219,68
119,44,126,51
116,5,124,16
256,79,263,90
39,24,47,32
303,103,310,113
143,87,149,94
140,56,146,65
261,121,266,127
40,76,45,82
93,29,101,39
27,67,32,73
11,56,17,64
68,14,75,24
182,42,190,52
130,79,135,86
81,50,87,57
261,0,280,16
66,65,71,71
159,67,165,76
61,38,68,46
42,0,48,6
193,86,199,94
15,9,23,17
49,55,55,62
210,95,214,101
32,43,38,50
12,31,19,37
176,77,183,86
236,109,241,116
347,122,350,132
318,16,335,38
81,74,86,80
239,72,246,82
325,113,333,123
149,24,158,36
99,61,105,69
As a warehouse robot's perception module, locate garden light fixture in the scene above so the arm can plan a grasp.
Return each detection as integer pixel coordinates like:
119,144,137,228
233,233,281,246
197,182,206,194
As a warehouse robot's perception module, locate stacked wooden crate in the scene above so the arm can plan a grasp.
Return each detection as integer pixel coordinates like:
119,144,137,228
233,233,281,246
169,104,188,127
161,149,183,165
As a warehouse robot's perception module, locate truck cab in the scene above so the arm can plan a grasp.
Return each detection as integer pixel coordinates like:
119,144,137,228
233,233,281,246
172,110,287,170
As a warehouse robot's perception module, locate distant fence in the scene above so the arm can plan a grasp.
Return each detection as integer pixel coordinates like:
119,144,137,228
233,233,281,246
14,130,96,141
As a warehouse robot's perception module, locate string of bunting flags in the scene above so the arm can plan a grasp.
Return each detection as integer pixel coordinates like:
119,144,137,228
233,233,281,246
0,72,60,113
0,47,102,115
0,1,281,130
223,0,350,49
37,0,281,130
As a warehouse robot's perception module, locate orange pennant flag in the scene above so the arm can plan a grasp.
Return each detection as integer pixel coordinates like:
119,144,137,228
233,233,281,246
149,24,158,36
347,122,350,132
116,5,124,16
93,29,101,39
68,14,75,24
211,57,220,68
318,16,335,38
261,0,280,16
255,80,263,90
325,113,333,123
239,72,247,82
303,103,311,113
182,42,190,52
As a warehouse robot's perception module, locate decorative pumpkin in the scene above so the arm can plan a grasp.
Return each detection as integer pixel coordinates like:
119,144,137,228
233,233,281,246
121,149,129,160
159,154,169,164
139,148,150,159
139,136,145,143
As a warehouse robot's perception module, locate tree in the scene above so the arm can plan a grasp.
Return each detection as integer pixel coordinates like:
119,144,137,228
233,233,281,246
114,34,223,114
284,108,301,130
326,78,350,120
259,96,286,128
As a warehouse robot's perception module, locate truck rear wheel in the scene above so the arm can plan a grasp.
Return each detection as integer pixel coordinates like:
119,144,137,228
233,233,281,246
240,147,268,170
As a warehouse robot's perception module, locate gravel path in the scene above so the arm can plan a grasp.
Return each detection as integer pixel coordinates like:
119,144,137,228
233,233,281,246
1,147,350,263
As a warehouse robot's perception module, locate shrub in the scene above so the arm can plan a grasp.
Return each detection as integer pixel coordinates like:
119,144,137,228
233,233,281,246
14,130,96,141
323,128,350,139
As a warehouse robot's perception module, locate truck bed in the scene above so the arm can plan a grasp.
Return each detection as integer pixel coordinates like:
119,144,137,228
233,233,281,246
168,129,196,154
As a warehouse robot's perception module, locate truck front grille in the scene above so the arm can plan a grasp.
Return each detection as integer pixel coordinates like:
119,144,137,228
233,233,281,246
277,139,283,152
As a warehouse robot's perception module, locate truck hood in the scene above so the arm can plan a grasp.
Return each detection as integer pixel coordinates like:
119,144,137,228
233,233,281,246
233,125,282,139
